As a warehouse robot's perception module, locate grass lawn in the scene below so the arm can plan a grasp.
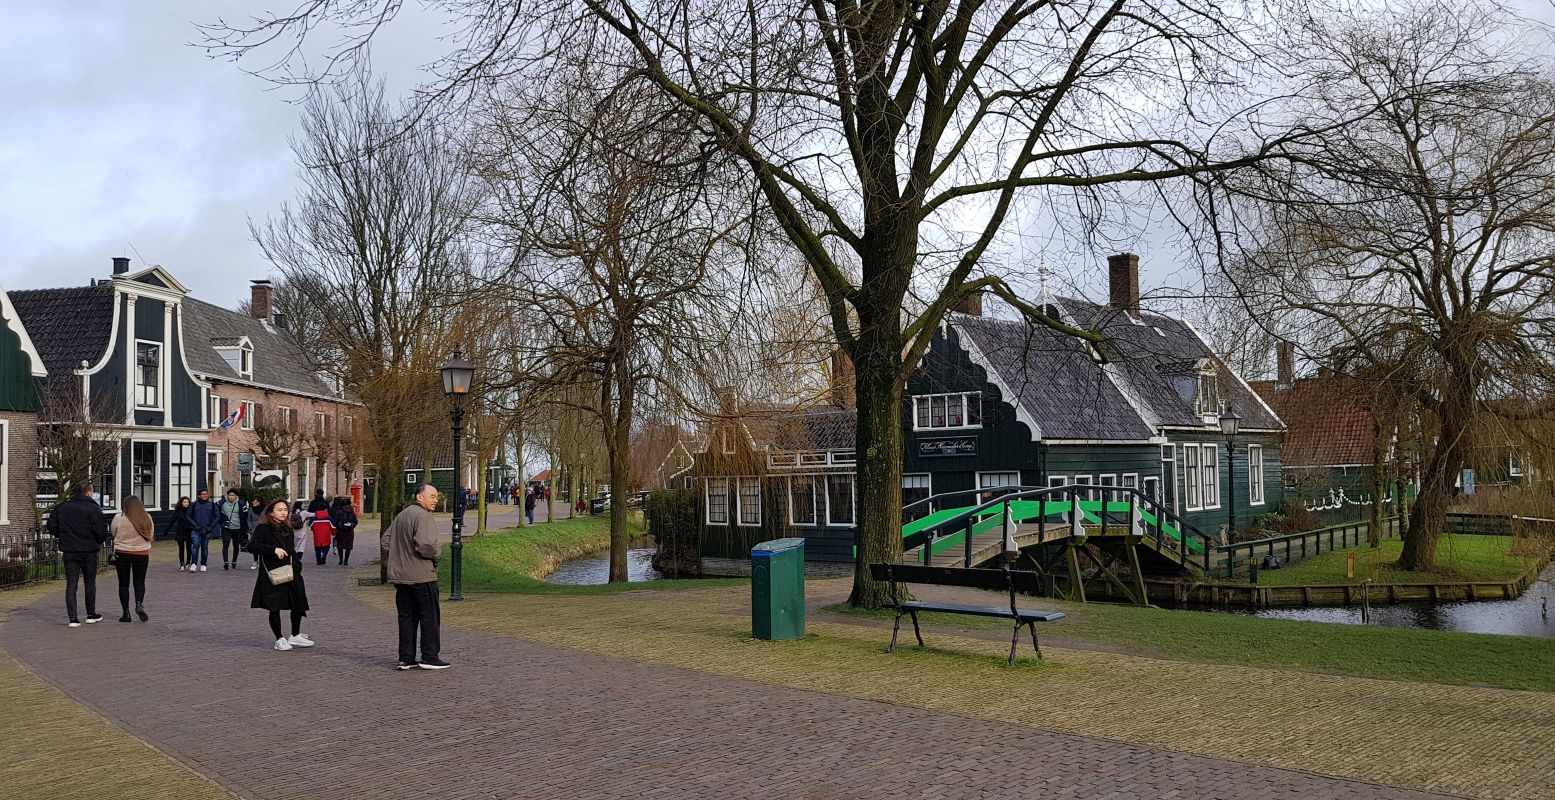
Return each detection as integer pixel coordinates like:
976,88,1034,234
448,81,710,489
1226,533,1548,587
826,596,1555,692
437,515,745,595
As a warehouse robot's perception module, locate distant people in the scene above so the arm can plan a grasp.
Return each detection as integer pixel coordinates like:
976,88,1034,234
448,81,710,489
219,489,250,571
310,509,334,566
167,496,193,571
289,501,308,558
498,483,510,505
385,483,449,670
49,482,108,626
248,499,313,651
112,495,154,622
188,489,221,572
524,488,536,525
246,496,266,569
308,490,329,513
329,497,358,565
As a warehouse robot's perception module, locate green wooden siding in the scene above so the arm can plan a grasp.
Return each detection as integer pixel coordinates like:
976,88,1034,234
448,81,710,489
0,304,41,412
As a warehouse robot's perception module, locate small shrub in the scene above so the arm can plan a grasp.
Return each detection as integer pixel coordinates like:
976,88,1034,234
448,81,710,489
647,489,701,577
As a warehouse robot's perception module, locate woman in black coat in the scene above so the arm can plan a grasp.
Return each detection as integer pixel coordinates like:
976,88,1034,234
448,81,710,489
247,499,313,651
328,497,358,565
166,496,193,571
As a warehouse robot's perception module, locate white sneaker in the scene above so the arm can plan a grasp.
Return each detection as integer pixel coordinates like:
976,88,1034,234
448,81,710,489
250,562,258,570
199,565,208,572
274,637,292,651
179,564,187,571
287,634,314,648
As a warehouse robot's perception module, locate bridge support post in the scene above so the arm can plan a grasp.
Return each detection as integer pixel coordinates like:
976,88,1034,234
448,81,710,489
1126,536,1150,607
1065,540,1086,603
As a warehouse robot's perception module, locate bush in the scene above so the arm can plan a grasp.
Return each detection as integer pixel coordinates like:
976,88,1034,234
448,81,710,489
646,488,701,577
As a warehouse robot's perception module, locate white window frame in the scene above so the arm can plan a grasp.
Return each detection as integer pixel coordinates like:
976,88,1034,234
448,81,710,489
1183,445,1201,511
130,439,161,510
1121,473,1138,503
1201,444,1220,509
705,477,730,525
134,340,163,410
1162,444,1179,515
406,471,419,484
1074,474,1094,501
797,452,827,466
1099,473,1117,503
824,474,856,527
737,477,761,527
0,419,8,525
1248,445,1265,506
1142,475,1161,506
209,394,223,428
977,471,1021,490
1046,474,1068,488
901,473,932,508
829,450,856,465
911,392,984,431
168,442,194,505
241,401,256,431
787,476,818,526
315,411,327,436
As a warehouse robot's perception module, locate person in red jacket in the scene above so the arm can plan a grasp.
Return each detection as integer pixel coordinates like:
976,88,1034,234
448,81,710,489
309,510,334,566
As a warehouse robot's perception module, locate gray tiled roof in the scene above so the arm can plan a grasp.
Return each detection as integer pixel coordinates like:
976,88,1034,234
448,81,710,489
949,297,1280,441
180,298,341,398
8,286,115,375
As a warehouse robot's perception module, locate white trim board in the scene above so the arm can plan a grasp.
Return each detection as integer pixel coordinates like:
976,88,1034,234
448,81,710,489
0,284,46,377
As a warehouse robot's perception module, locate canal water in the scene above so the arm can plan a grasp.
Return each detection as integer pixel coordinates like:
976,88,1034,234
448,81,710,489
544,547,662,585
1230,562,1555,638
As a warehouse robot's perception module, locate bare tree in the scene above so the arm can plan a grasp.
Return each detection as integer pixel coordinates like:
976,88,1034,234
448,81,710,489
36,382,122,511
1212,0,1555,570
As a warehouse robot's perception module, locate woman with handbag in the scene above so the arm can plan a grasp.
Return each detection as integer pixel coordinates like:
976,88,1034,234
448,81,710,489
112,495,154,622
247,499,314,651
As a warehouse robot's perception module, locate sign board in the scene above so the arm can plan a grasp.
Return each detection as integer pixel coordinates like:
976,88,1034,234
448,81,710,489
237,453,254,473
252,469,286,489
917,437,977,458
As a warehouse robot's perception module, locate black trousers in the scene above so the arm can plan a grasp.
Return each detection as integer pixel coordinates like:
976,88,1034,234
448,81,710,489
62,552,98,621
268,608,305,639
221,528,246,564
176,539,189,566
115,553,149,610
395,581,441,663
314,545,330,565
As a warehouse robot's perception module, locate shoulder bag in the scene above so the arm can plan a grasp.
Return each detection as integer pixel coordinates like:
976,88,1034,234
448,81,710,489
266,557,294,586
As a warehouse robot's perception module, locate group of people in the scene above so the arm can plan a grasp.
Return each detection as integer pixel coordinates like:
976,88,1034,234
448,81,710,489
46,481,448,670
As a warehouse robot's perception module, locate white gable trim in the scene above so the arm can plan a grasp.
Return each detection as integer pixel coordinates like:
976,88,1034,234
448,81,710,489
0,284,46,377
948,316,1044,442
1179,318,1285,431
116,265,190,297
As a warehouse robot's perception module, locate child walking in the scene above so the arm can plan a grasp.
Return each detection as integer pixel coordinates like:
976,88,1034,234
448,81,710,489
310,509,334,566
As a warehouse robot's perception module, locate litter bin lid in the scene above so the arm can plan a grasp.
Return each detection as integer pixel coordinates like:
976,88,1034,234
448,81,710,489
751,537,805,555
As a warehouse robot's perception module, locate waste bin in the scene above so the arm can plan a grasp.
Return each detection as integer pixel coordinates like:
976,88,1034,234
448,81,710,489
751,537,806,640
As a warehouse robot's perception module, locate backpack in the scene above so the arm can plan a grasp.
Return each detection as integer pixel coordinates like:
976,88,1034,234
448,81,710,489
289,510,306,530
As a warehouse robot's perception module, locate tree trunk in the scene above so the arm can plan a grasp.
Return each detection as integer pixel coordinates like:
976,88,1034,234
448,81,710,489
476,447,488,535
1367,417,1385,548
1397,384,1473,571
514,422,526,528
846,330,906,609
376,436,406,584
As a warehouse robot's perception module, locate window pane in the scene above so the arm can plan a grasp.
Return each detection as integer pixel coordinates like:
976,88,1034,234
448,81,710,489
1183,447,1199,509
901,474,931,509
915,397,930,428
966,394,981,426
790,477,816,525
739,478,761,525
706,478,728,524
930,396,946,427
132,442,157,507
1202,445,1218,507
169,443,194,504
136,343,160,407
827,475,854,525
946,394,963,427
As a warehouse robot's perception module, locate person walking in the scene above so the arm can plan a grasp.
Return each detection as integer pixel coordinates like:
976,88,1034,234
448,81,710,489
307,489,329,513
523,488,536,525
218,489,250,570
187,489,221,572
329,497,358,565
112,495,154,622
48,483,108,626
245,496,265,569
385,483,449,670
309,508,333,566
289,501,308,559
247,499,313,651
166,496,193,571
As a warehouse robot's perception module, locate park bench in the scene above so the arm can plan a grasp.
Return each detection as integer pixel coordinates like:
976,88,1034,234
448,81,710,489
869,563,1065,666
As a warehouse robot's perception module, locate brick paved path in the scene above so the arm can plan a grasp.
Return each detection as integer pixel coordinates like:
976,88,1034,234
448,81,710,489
0,557,1456,799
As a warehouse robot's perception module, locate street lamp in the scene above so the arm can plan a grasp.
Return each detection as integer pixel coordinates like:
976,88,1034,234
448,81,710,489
439,349,475,601
1219,403,1242,540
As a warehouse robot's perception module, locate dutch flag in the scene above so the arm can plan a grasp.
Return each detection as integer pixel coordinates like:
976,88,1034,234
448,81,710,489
219,404,244,429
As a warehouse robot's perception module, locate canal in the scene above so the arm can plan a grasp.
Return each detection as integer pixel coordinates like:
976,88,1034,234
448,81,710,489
544,547,662,585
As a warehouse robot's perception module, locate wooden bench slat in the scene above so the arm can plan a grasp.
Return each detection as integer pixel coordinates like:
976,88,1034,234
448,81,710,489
902,600,1065,622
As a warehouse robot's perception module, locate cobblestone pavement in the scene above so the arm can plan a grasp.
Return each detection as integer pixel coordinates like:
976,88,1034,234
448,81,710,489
0,550,1459,799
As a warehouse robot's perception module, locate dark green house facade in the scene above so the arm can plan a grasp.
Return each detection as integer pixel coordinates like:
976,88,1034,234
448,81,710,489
0,283,47,538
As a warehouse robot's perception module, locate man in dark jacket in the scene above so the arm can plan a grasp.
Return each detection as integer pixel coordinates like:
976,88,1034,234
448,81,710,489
48,483,108,626
307,489,329,513
188,489,221,572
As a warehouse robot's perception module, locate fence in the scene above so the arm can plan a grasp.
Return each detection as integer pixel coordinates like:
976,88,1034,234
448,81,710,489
0,526,112,590
1445,512,1555,537
1215,517,1400,579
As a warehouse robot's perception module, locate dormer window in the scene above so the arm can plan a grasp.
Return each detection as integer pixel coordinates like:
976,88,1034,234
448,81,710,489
1194,364,1221,420
215,336,254,379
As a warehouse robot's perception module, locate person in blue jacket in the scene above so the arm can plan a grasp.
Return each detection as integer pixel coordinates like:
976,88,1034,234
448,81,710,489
187,488,222,573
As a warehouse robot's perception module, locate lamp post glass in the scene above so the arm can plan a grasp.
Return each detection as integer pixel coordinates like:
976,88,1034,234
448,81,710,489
440,350,475,601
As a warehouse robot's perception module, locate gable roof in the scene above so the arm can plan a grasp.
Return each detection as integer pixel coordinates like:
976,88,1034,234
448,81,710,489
1252,376,1373,467
180,297,345,400
7,286,115,375
0,283,47,377
948,297,1282,442
740,406,856,452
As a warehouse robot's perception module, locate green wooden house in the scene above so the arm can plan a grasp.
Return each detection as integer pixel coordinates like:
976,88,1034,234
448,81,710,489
0,282,47,539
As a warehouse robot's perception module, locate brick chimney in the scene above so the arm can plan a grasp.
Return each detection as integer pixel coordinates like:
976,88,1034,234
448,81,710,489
954,291,983,316
1276,341,1295,387
1108,253,1140,318
112,256,131,275
829,349,855,409
250,280,274,323
713,386,737,415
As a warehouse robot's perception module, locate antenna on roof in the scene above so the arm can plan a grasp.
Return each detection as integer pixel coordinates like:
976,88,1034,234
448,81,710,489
128,242,148,268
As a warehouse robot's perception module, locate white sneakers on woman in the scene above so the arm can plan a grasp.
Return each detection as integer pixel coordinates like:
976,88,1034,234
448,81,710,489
273,633,314,650
274,637,292,651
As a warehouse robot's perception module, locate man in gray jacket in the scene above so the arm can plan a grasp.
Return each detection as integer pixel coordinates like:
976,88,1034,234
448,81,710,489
384,483,449,670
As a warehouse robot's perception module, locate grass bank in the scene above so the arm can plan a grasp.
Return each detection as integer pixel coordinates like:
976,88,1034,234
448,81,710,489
437,515,745,595
1227,533,1548,587
826,597,1555,692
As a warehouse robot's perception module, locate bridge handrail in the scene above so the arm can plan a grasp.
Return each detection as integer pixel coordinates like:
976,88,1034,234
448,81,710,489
901,485,1050,517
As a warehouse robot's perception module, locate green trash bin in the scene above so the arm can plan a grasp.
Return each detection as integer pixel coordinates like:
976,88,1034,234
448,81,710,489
751,537,805,640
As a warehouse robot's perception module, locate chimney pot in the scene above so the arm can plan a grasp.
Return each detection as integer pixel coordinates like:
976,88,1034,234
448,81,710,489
250,279,274,324
1276,341,1295,387
829,349,856,409
112,256,131,275
273,312,289,331
1107,253,1140,318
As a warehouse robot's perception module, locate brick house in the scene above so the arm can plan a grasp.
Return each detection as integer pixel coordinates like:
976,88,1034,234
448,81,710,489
0,282,46,540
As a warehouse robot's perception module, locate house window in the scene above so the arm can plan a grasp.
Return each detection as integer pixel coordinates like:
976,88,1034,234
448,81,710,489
241,401,256,431
1142,476,1161,505
206,449,222,495
768,453,798,469
406,471,419,484
209,394,222,428
278,406,294,431
902,474,931,508
1201,444,1220,508
830,450,856,465
789,477,817,525
736,478,761,526
315,412,327,435
797,452,827,466
95,463,116,510
168,442,194,505
826,474,855,526
1074,474,1094,501
1099,474,1116,503
1183,446,1201,510
218,343,254,378
1195,369,1221,418
912,392,984,431
344,415,355,433
135,342,161,408
1047,475,1068,489
1248,445,1265,505
706,477,729,525
132,442,158,508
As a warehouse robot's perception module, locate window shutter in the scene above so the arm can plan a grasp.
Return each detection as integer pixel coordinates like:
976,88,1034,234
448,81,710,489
219,397,229,421
254,403,264,427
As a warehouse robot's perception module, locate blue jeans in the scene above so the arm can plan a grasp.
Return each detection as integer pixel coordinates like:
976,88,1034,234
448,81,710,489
189,531,209,566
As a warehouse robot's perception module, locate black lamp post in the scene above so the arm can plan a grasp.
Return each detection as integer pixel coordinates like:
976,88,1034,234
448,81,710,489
439,349,475,602
1219,404,1242,539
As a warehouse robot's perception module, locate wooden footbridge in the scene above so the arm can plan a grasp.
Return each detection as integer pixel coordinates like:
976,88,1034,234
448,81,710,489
899,485,1217,605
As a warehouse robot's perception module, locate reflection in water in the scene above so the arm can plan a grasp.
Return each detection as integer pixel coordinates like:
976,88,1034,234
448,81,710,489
544,547,662,585
1232,563,1555,638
